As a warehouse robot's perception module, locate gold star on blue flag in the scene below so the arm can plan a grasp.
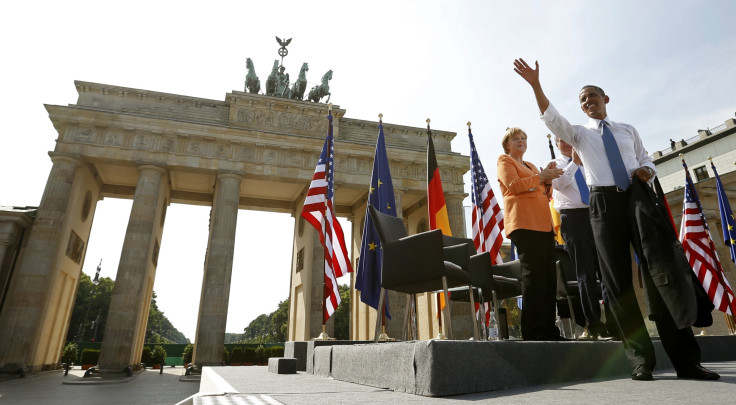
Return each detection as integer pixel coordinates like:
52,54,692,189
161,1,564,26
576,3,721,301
356,121,396,318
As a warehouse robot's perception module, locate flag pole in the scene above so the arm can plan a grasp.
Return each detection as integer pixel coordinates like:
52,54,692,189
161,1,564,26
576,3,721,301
374,112,394,342
547,134,556,160
682,154,735,334
315,103,335,341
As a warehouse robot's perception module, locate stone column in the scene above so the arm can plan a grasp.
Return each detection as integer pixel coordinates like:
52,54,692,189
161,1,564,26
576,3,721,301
0,156,79,372
193,172,242,366
98,165,167,372
446,195,466,238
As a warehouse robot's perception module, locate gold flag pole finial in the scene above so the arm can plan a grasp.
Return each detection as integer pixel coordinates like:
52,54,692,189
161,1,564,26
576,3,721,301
328,103,333,113
547,134,551,140
679,153,685,163
708,156,713,163
378,113,383,123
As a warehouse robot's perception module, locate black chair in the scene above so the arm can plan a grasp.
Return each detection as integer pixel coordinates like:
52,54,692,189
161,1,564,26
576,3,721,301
442,235,523,339
554,246,585,338
368,205,475,341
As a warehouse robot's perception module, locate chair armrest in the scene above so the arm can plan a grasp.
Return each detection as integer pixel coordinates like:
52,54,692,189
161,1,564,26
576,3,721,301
493,275,519,283
443,244,471,271
492,260,522,281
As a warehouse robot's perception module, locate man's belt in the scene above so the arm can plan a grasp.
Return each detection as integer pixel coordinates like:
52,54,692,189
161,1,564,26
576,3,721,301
589,185,627,193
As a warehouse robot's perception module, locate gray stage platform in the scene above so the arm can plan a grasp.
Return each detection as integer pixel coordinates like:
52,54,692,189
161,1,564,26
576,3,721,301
277,335,736,396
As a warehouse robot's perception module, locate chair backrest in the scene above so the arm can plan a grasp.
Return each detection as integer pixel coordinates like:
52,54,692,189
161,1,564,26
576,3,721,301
554,246,577,283
554,246,577,298
368,205,407,243
442,235,476,257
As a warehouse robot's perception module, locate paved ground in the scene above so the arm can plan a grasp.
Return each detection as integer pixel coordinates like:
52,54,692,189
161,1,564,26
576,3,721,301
0,367,199,405
1,362,734,404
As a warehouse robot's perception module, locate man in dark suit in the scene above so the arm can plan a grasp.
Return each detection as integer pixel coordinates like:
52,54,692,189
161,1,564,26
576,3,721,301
513,58,719,381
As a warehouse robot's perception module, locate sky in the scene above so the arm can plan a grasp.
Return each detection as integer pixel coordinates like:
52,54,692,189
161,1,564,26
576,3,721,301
2,0,735,341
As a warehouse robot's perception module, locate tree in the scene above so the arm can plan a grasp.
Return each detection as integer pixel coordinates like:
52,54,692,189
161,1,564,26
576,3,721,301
270,297,289,342
145,292,189,344
182,343,194,365
241,297,290,343
61,342,79,365
66,273,114,342
242,314,271,343
333,284,350,340
66,273,189,344
239,285,349,343
151,345,167,366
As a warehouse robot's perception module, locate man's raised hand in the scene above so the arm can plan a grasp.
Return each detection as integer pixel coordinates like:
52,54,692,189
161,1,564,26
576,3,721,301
513,58,550,114
513,58,540,86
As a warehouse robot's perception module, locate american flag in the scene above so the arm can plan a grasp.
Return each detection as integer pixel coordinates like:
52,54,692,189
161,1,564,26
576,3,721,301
301,112,353,321
469,130,504,264
679,167,736,315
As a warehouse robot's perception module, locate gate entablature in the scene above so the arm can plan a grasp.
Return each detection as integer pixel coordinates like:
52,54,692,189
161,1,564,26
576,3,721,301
47,82,468,215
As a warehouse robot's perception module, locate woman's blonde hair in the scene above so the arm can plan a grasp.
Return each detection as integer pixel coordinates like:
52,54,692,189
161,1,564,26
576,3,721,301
502,127,527,154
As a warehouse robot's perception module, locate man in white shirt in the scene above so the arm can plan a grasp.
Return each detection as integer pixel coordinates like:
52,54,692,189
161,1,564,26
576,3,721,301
549,137,607,339
513,58,719,382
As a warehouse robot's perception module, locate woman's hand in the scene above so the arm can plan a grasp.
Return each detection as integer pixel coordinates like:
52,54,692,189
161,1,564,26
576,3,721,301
539,161,564,184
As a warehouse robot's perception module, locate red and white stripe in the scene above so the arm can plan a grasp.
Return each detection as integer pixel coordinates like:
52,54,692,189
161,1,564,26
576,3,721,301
680,193,736,315
474,301,491,326
301,127,352,321
472,182,504,264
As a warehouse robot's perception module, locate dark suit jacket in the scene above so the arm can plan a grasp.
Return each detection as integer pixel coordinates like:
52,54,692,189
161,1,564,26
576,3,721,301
628,179,713,329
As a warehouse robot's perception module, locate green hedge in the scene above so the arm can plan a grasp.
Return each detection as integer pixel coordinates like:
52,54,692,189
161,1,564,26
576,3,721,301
230,346,243,364
80,349,100,365
64,342,285,366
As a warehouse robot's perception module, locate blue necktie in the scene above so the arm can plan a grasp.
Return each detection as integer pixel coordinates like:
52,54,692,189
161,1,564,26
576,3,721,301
601,121,630,190
570,158,590,204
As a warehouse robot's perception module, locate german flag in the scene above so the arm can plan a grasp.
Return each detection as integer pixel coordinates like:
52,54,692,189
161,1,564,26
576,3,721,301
427,130,452,236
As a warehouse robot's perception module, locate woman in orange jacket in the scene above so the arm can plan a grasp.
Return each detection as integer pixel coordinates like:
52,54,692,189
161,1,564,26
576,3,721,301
497,127,564,340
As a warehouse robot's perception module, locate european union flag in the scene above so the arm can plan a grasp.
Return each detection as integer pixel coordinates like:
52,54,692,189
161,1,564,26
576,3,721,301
356,121,396,318
711,162,736,263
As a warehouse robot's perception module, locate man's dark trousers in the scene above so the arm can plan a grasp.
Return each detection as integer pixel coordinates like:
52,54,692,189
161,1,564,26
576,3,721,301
588,188,700,370
560,208,604,333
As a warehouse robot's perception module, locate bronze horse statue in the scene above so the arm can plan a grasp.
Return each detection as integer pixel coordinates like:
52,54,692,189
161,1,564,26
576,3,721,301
265,60,279,96
308,70,333,103
290,62,309,100
245,58,260,94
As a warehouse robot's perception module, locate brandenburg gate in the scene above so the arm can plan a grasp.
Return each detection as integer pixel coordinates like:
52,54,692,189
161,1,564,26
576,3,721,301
0,79,469,374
